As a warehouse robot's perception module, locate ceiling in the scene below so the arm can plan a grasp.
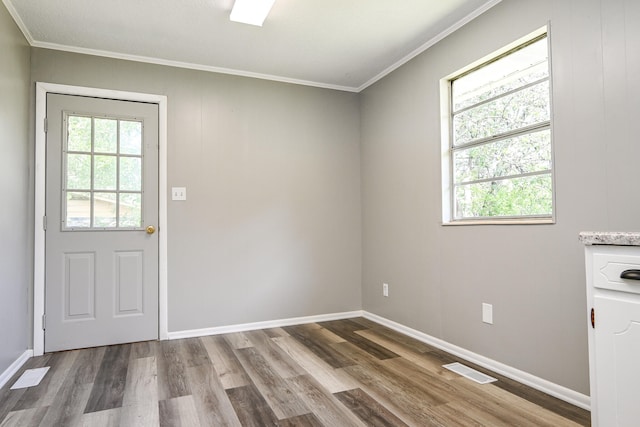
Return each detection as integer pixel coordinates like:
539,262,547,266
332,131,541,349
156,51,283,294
4,0,500,92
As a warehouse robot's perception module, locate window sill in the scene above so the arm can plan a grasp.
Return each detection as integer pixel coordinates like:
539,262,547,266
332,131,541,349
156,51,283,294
442,217,555,226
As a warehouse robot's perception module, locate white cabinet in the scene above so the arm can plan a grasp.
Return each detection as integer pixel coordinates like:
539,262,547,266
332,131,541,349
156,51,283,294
585,244,640,427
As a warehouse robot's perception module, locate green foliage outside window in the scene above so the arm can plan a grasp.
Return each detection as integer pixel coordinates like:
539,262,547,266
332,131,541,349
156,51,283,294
449,34,553,220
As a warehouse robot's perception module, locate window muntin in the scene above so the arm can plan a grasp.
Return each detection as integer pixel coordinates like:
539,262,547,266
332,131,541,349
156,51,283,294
447,34,553,222
63,113,143,230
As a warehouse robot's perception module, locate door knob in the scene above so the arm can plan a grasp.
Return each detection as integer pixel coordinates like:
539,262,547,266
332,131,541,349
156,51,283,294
146,225,156,235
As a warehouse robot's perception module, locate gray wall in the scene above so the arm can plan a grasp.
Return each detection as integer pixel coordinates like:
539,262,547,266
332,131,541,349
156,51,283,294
361,0,640,395
0,3,31,374
30,49,362,332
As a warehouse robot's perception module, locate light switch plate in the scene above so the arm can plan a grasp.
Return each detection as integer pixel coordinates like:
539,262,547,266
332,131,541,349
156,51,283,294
172,187,187,201
482,303,493,324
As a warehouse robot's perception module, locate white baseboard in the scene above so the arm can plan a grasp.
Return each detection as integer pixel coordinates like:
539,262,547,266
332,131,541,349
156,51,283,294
362,311,591,411
167,310,365,340
0,350,33,389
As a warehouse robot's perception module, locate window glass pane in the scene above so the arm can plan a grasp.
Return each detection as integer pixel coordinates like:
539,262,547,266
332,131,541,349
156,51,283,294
120,157,141,191
120,121,142,155
94,155,117,190
454,174,552,219
453,37,548,112
66,154,92,190
94,118,117,153
453,80,550,146
66,192,91,228
453,129,551,184
93,193,117,227
67,116,92,152
119,193,142,227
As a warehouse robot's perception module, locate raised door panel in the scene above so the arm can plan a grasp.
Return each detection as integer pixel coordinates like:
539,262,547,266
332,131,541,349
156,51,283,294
594,295,640,427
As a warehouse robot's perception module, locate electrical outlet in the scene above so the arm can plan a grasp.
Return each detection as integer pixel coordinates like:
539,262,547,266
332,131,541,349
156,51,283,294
383,283,389,297
482,303,493,324
172,187,187,201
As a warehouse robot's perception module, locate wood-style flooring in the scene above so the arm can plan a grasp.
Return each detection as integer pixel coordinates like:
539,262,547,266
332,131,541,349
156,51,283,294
0,317,590,426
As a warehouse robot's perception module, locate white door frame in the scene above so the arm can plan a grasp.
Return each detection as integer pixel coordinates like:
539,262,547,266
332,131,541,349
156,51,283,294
34,82,169,356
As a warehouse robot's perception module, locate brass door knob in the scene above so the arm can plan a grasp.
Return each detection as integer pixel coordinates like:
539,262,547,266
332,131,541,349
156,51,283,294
146,225,156,235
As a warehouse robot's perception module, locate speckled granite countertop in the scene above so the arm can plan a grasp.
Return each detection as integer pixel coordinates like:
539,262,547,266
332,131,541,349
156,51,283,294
579,231,640,246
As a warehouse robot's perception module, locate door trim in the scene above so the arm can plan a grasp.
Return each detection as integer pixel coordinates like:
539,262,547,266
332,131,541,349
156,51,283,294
34,82,168,356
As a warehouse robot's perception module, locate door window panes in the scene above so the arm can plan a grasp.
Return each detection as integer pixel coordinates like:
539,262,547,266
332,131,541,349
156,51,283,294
67,116,92,152
120,157,142,191
94,155,117,190
66,154,91,190
66,192,91,228
94,118,117,153
119,193,142,227
63,114,144,229
120,120,142,155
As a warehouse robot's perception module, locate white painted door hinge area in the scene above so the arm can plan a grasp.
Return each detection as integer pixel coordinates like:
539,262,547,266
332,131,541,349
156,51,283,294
43,215,47,231
44,117,48,133
42,314,46,330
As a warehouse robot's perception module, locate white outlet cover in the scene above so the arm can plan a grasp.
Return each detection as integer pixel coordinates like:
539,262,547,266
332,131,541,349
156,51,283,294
172,187,187,201
482,303,493,324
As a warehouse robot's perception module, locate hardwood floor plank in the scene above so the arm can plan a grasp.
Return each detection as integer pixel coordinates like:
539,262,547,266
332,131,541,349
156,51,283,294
272,336,359,393
347,317,383,330
430,402,495,427
334,388,409,427
283,325,356,369
379,356,462,403
263,327,289,338
226,384,279,427
157,340,191,401
72,346,107,385
319,319,400,360
37,380,92,426
276,412,324,427
450,357,591,426
84,344,130,413
159,395,201,427
243,330,306,379
77,407,122,427
339,354,452,425
235,346,310,420
130,340,157,360
314,327,347,344
285,374,367,427
201,335,251,390
355,328,460,380
0,407,47,427
361,321,441,353
186,364,242,427
122,356,158,407
120,402,160,427
179,338,212,368
119,353,160,427
225,332,254,349
448,377,584,427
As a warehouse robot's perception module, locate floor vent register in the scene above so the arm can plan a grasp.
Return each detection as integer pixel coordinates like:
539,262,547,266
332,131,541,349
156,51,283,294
10,367,50,390
443,362,497,384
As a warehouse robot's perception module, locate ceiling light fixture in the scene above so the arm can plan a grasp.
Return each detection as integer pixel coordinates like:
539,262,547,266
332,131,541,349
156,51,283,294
230,0,276,27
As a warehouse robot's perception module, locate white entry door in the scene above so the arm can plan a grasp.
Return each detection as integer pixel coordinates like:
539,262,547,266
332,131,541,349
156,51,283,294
45,93,159,352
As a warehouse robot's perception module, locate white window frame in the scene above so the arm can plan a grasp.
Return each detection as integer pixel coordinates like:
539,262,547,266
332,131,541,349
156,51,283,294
440,26,555,225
